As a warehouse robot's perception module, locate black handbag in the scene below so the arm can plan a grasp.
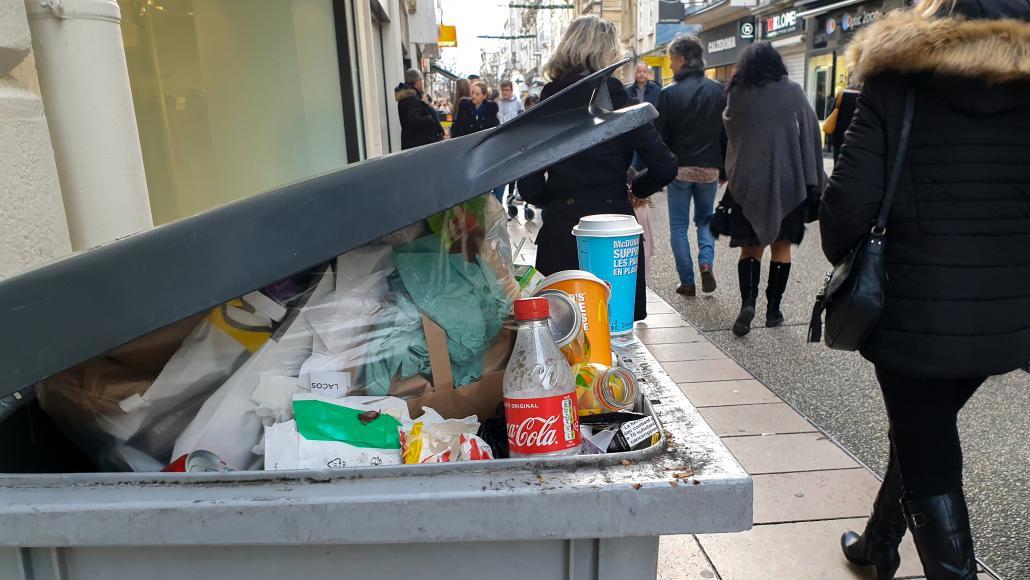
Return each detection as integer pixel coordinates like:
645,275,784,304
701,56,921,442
808,90,914,351
709,191,734,237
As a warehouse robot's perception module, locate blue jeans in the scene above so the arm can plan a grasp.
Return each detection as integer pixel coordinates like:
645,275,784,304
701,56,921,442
667,178,717,285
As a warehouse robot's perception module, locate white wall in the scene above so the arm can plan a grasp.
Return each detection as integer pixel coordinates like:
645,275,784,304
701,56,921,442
0,0,70,280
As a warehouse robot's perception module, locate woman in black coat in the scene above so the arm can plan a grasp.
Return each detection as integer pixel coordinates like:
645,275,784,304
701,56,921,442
517,16,677,321
820,1,1030,578
450,81,499,138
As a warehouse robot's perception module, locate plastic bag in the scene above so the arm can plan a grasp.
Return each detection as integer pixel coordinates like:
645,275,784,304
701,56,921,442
40,195,517,472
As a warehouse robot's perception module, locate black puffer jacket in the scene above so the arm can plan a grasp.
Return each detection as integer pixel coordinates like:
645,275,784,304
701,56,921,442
820,0,1030,379
395,84,443,150
654,70,727,171
517,75,677,320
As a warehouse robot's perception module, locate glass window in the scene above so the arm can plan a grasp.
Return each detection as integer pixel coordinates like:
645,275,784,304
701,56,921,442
120,0,351,224
807,53,835,119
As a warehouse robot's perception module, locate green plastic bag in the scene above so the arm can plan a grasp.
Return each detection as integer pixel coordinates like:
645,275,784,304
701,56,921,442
293,398,402,449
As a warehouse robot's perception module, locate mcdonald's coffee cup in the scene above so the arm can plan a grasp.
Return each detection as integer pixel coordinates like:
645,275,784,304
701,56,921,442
572,214,644,335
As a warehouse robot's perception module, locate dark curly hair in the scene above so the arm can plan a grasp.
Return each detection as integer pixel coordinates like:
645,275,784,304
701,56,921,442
727,42,788,93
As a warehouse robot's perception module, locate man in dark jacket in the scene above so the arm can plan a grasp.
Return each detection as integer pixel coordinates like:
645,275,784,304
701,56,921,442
395,69,443,150
626,61,661,107
654,35,727,296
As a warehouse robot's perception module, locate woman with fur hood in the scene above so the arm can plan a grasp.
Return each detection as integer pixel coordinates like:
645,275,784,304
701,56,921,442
820,1,1030,578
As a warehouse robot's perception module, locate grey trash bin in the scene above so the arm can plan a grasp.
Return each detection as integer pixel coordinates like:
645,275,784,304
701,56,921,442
0,62,751,580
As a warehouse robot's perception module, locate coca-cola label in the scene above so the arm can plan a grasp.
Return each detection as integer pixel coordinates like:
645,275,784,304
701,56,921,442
504,393,581,455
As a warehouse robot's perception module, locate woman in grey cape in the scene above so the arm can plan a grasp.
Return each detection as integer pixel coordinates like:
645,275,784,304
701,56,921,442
720,42,825,336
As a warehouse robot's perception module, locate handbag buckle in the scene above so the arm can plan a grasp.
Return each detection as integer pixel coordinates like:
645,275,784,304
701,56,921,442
870,225,886,235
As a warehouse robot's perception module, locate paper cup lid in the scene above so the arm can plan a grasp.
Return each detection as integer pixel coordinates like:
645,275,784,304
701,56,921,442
533,270,612,300
572,214,644,237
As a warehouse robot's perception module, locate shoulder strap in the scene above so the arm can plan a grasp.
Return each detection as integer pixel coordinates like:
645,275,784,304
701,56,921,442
874,89,915,232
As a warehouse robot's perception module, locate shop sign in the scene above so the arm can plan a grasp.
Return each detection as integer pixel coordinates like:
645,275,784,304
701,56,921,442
700,18,755,68
708,36,737,54
811,2,883,49
840,10,882,32
762,9,801,39
739,20,755,39
659,0,686,23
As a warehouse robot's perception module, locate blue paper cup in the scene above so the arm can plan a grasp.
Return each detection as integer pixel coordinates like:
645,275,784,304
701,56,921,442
573,215,645,335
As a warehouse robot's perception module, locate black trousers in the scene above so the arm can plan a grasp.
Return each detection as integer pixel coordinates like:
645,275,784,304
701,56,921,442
876,366,986,498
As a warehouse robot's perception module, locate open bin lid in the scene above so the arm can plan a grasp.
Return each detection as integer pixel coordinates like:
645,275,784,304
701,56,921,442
0,60,656,399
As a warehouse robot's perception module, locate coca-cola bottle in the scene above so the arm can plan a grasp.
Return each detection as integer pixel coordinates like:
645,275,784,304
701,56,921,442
503,297,582,457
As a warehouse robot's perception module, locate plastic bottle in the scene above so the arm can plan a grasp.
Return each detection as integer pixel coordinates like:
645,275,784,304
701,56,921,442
503,297,582,457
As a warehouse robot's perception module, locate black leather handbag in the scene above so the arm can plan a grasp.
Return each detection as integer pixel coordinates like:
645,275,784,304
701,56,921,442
808,91,914,351
709,191,734,237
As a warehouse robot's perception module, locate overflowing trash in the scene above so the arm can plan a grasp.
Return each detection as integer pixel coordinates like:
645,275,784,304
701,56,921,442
36,196,656,473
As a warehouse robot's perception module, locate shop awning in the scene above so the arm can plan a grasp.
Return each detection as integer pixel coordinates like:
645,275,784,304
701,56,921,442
796,0,867,19
430,64,460,81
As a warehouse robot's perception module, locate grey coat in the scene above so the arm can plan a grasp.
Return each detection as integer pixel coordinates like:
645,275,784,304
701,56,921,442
724,79,825,246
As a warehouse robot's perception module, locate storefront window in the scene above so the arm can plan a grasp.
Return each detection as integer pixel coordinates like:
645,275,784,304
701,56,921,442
120,0,352,224
807,53,835,119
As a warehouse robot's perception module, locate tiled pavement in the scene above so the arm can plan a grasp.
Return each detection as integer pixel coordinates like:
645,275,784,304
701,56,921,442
507,219,995,579
639,290,997,580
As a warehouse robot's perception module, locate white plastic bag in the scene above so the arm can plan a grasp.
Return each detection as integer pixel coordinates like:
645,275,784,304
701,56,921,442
173,273,334,468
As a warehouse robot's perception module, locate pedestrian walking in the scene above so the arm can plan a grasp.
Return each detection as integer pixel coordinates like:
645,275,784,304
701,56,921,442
448,78,471,138
626,61,661,107
822,81,861,162
718,42,825,336
497,80,525,123
394,69,444,150
450,81,499,139
517,15,677,322
654,35,728,297
497,80,526,218
820,1,1030,578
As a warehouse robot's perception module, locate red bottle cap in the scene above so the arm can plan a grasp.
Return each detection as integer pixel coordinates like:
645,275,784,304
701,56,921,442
514,297,549,321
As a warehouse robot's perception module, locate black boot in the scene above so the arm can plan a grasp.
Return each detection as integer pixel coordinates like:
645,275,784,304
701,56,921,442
765,262,791,327
732,258,761,337
905,492,978,580
841,446,906,579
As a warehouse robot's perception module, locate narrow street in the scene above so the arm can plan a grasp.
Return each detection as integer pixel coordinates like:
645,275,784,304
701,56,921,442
636,185,1030,578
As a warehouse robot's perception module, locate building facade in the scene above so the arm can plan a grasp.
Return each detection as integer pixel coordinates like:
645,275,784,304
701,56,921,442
797,0,907,119
1,0,441,280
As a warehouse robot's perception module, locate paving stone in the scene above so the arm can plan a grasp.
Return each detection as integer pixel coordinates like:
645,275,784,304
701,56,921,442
723,433,859,474
647,342,727,363
699,403,817,437
697,518,925,579
662,359,753,383
752,469,880,524
647,301,678,315
678,380,782,408
637,314,691,329
657,535,719,580
636,326,705,345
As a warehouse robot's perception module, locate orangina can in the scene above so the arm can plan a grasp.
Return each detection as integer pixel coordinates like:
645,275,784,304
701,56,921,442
534,270,612,366
572,363,639,416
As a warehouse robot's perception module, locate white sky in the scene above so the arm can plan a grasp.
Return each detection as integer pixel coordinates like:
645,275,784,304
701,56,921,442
438,0,510,77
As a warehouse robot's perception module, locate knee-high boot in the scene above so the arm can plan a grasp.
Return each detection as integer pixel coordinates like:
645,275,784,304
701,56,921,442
841,443,907,579
732,258,761,337
905,492,978,579
765,262,791,327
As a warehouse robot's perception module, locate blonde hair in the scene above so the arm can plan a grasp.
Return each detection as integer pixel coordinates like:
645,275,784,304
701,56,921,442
917,0,958,17
545,16,622,81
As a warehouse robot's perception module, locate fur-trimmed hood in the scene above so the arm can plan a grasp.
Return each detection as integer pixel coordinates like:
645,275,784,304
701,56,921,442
848,10,1030,84
394,83,419,102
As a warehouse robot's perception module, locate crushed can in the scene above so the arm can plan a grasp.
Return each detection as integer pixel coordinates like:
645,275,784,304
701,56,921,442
162,450,236,473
